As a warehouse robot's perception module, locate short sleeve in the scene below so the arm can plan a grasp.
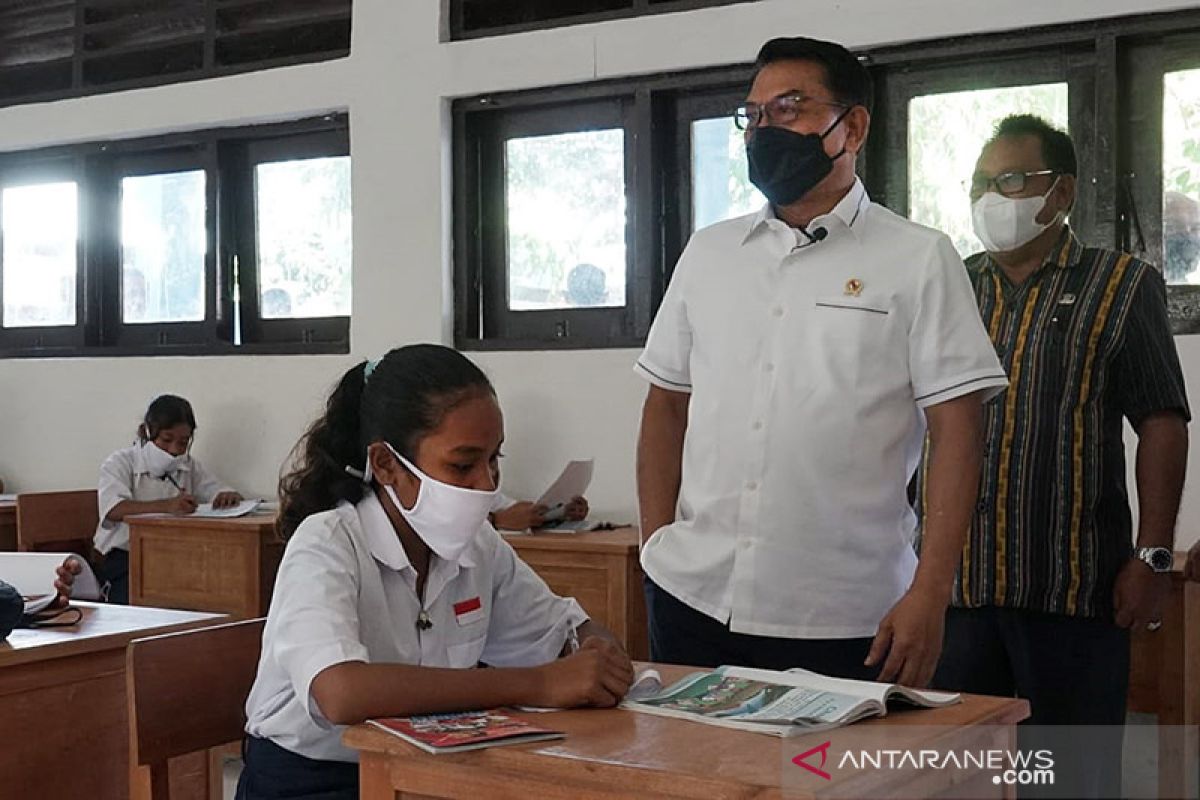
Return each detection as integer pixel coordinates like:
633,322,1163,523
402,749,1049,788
1111,267,1191,426
908,235,1009,408
265,522,370,728
480,536,588,668
97,450,133,527
634,245,694,393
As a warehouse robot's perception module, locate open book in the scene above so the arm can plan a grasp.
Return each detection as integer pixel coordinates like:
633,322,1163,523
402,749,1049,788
621,665,960,736
368,710,564,754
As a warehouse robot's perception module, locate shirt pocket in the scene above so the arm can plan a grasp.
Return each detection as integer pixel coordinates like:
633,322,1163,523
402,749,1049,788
810,296,895,387
445,634,487,668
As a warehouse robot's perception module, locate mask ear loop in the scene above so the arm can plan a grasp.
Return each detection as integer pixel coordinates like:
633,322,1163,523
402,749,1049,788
820,105,856,161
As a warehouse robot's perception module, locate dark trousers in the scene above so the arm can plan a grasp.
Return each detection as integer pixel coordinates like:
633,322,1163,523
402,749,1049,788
236,736,358,800
643,576,878,680
98,548,129,605
933,606,1130,798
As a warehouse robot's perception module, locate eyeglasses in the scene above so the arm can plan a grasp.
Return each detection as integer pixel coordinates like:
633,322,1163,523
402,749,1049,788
968,169,1058,198
734,92,848,130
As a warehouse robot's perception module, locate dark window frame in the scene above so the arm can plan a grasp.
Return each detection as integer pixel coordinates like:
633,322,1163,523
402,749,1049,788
0,155,87,353
449,0,748,41
0,113,351,359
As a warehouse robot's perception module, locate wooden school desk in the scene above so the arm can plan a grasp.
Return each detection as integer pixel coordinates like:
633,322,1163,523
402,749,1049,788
0,602,223,800
1127,549,1199,797
128,513,283,619
345,663,1031,800
504,526,647,659
0,496,15,551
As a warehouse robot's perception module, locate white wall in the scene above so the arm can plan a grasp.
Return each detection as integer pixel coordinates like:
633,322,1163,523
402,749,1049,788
1,0,1198,548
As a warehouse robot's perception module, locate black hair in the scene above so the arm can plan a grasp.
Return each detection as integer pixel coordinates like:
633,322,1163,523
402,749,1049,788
753,37,873,114
277,343,494,540
989,114,1077,176
137,394,197,444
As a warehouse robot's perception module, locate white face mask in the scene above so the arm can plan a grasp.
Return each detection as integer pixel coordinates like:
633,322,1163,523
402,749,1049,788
142,441,183,478
971,177,1061,253
381,443,497,563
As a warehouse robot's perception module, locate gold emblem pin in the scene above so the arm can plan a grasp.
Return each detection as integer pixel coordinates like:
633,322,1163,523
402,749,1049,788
844,278,863,297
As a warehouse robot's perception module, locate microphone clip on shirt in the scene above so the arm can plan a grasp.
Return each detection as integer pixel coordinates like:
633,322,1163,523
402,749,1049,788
792,224,828,251
416,609,433,631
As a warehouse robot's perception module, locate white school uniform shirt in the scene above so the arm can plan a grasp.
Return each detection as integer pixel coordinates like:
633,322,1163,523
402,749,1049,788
94,443,231,554
243,491,588,762
635,178,1008,639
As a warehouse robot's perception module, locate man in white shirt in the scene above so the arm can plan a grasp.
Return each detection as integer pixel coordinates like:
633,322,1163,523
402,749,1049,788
635,37,1008,686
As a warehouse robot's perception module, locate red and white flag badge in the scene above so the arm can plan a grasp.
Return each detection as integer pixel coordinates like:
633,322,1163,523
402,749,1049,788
453,596,484,626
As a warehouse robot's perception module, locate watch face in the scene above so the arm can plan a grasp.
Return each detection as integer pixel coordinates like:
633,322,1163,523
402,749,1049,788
1150,549,1174,572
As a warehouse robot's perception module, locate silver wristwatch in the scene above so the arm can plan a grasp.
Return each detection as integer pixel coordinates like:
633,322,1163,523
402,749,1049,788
1135,546,1174,573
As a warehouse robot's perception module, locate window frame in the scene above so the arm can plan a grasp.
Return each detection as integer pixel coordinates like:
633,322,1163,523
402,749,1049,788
448,0,749,41
230,127,352,347
0,156,87,352
1125,31,1200,333
0,113,351,359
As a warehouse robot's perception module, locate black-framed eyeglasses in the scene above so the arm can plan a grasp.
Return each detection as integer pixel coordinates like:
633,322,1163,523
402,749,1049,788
734,92,848,130
968,169,1058,198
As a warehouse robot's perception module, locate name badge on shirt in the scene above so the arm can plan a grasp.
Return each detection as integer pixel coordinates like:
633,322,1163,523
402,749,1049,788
453,596,484,626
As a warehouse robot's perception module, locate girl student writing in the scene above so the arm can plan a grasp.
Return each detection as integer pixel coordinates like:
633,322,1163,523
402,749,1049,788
237,345,633,799
95,394,243,603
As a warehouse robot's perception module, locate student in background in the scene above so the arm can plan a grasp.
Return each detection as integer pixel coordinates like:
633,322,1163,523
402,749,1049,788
489,492,588,531
95,394,243,604
238,345,632,799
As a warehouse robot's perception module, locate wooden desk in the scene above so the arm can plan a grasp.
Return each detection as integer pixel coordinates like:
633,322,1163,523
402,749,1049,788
504,527,647,660
0,499,15,551
1127,550,1199,797
128,513,283,619
0,602,223,800
345,664,1030,799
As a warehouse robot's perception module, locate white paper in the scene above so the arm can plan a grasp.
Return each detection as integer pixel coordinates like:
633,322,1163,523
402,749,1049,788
192,499,262,518
0,552,102,601
0,493,16,503
535,460,593,512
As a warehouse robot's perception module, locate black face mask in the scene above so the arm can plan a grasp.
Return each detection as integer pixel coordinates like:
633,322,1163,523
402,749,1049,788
1164,234,1200,283
746,108,852,207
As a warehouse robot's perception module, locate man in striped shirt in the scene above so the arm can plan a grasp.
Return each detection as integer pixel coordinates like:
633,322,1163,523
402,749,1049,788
930,114,1189,795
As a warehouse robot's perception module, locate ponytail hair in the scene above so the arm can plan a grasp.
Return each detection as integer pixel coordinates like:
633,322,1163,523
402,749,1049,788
137,394,197,444
277,344,493,540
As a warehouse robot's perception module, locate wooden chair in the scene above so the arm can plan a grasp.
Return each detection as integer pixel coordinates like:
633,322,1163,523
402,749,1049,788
15,489,98,558
128,617,265,800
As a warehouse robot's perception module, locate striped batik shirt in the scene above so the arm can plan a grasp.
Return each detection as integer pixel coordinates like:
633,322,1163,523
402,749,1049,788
928,228,1189,619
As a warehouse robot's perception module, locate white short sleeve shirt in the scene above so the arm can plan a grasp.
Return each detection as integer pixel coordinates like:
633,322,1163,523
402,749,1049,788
243,491,588,762
635,179,1007,639
93,443,231,554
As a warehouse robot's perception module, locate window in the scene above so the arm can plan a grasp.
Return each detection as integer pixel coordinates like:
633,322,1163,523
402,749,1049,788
505,129,627,311
907,83,1069,257
0,1,351,109
1162,67,1200,284
2,180,78,329
457,94,660,348
450,0,750,40
0,114,350,357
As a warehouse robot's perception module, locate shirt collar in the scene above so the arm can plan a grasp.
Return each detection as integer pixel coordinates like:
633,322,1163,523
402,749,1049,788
978,225,1082,274
355,490,481,572
742,177,870,246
